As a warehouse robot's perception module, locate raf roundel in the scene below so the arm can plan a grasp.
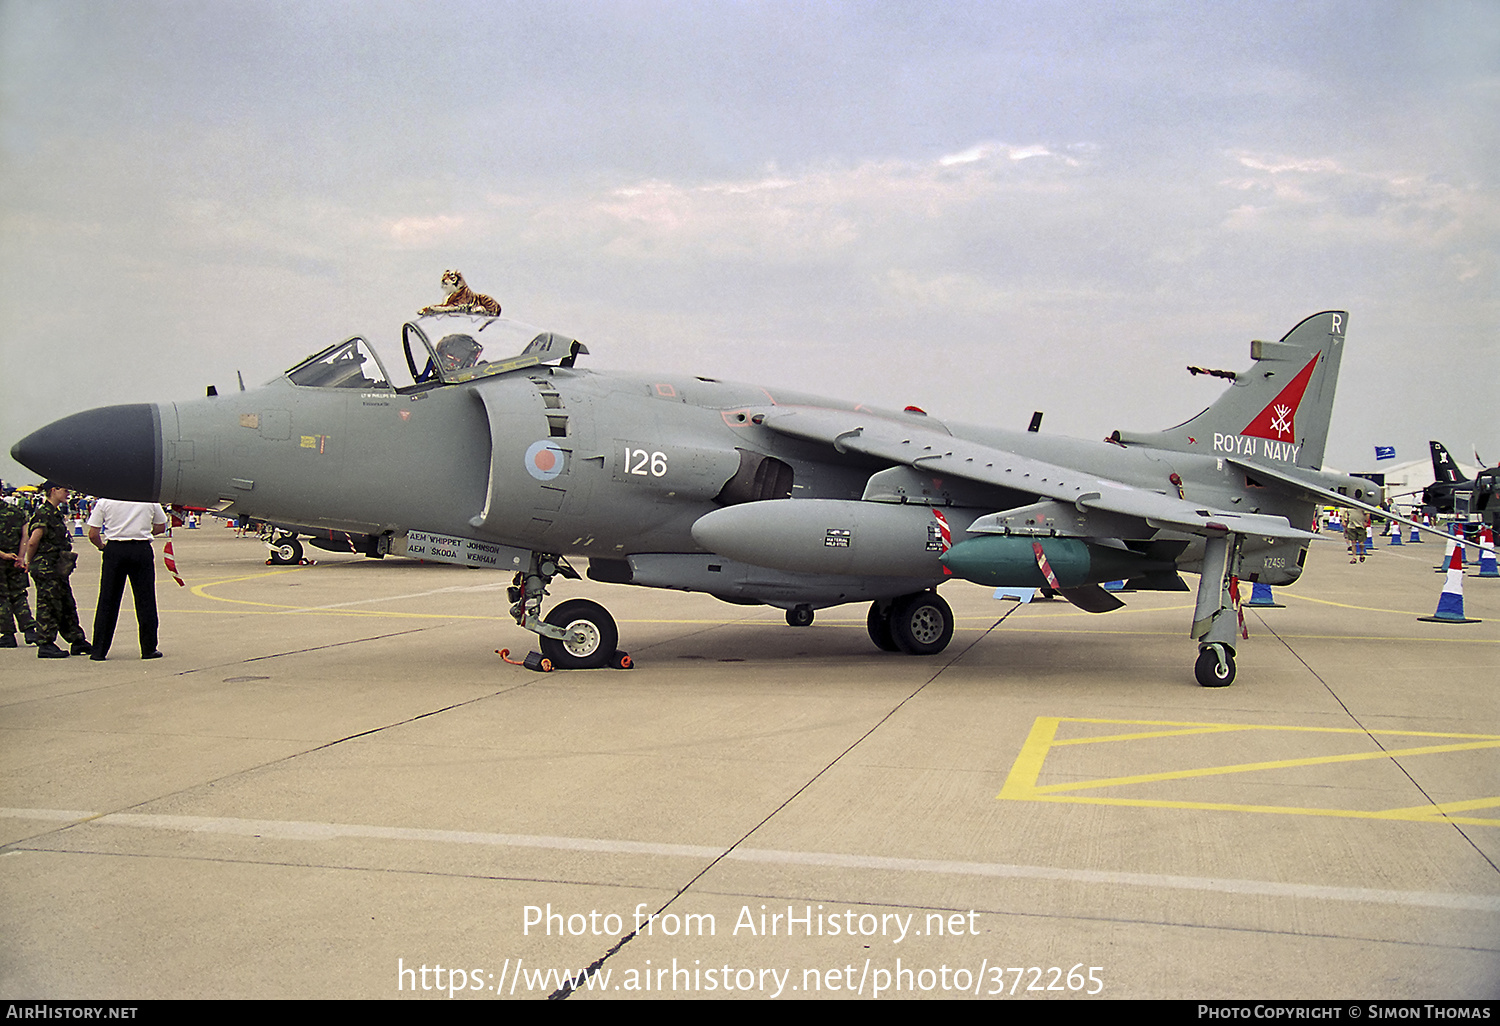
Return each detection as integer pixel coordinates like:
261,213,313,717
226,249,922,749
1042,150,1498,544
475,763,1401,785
524,440,566,481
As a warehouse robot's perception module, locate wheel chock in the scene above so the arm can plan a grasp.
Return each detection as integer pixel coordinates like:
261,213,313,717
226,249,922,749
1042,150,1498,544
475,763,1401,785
610,650,634,670
497,648,554,672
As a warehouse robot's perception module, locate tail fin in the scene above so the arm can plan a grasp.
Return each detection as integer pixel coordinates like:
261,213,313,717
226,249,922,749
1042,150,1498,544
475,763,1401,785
1115,311,1347,471
1429,441,1468,484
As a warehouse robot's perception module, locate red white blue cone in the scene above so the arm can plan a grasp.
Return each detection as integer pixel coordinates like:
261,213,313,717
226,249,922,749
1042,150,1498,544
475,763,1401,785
1245,582,1283,607
1419,546,1480,623
1478,525,1498,579
1388,521,1402,546
1436,536,1459,572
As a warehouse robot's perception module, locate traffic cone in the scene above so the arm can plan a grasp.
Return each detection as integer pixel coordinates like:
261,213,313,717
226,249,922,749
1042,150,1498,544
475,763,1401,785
1388,521,1402,546
1419,546,1481,623
1436,536,1459,572
1245,582,1283,607
1478,525,1498,579
1409,522,1422,543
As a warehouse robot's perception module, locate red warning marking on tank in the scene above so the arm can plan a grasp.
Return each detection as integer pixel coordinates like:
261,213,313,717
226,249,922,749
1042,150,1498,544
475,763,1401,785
1032,541,1061,590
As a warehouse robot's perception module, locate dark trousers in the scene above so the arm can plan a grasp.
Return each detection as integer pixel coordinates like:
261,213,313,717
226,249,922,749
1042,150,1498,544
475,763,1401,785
93,541,158,657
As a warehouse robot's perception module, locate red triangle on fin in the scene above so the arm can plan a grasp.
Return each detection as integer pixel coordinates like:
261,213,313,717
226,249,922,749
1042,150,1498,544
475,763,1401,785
1242,353,1320,443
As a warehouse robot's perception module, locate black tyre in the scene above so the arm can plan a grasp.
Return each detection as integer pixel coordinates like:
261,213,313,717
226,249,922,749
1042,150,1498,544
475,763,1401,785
786,605,815,628
890,591,954,656
866,602,901,652
269,535,303,565
1194,646,1236,688
539,599,618,670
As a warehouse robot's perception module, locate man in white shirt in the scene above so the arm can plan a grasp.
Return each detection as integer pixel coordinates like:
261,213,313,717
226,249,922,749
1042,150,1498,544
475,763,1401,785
85,498,168,660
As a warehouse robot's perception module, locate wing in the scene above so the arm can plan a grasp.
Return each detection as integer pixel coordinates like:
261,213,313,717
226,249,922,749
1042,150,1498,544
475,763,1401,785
1225,458,1472,547
755,406,1318,542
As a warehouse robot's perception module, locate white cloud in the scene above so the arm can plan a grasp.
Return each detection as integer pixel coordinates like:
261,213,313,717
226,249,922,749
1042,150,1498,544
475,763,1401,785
938,142,1075,167
1220,149,1499,259
388,215,466,246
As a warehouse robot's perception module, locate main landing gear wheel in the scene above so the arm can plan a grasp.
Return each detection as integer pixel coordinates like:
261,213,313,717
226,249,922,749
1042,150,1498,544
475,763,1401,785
269,535,303,565
786,605,815,627
1195,645,1236,688
889,591,954,656
866,602,901,652
539,599,618,670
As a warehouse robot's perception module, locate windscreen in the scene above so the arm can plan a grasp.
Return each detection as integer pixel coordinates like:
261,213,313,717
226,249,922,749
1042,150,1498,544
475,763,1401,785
285,339,391,389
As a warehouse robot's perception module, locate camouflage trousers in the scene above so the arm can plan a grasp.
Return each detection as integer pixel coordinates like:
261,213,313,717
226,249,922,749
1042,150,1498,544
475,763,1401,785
30,570,85,647
1,563,36,635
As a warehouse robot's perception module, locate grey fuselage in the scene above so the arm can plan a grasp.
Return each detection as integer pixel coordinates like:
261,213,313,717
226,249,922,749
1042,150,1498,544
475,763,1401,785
17,313,1372,612
154,343,1312,599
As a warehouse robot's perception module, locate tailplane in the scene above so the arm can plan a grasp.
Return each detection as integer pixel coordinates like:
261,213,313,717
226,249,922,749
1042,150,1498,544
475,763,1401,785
1115,311,1347,471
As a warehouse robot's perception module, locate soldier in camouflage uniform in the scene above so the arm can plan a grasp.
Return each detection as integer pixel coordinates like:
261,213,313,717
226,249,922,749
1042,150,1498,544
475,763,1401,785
0,497,38,646
16,482,90,659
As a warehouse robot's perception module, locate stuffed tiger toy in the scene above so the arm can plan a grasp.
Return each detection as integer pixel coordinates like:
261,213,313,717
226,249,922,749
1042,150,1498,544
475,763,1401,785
419,270,502,317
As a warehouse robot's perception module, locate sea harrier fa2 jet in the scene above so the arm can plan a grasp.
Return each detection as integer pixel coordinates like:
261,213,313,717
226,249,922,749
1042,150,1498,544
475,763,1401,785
11,308,1422,687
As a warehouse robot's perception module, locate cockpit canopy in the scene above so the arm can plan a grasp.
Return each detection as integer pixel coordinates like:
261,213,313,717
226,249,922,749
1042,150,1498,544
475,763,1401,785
283,314,587,391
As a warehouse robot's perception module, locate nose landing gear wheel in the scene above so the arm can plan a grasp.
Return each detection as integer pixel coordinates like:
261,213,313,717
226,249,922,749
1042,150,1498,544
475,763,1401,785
1195,645,1236,687
269,535,303,565
539,599,619,670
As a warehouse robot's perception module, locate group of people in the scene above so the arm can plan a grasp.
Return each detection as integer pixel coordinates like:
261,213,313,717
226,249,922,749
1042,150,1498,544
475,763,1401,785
1,483,167,660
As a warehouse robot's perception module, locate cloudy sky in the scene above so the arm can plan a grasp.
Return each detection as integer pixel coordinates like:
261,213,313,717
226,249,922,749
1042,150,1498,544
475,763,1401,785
2,0,1496,486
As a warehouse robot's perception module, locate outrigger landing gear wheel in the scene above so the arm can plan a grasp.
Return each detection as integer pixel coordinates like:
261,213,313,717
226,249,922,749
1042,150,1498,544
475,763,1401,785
1195,645,1236,688
539,599,618,670
889,590,954,656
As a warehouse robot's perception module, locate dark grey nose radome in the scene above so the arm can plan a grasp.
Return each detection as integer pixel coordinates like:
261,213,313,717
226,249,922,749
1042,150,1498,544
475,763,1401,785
10,403,162,501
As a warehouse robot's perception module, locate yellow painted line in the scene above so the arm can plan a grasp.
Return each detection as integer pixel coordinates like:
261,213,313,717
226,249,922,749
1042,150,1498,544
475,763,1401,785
1027,739,1500,796
999,794,1500,828
997,716,1061,796
189,567,311,611
1275,591,1498,619
998,716,1500,827
155,607,507,619
1053,725,1255,746
1381,796,1500,816
169,572,1498,648
1047,717,1500,740
1004,627,1500,644
189,567,304,592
